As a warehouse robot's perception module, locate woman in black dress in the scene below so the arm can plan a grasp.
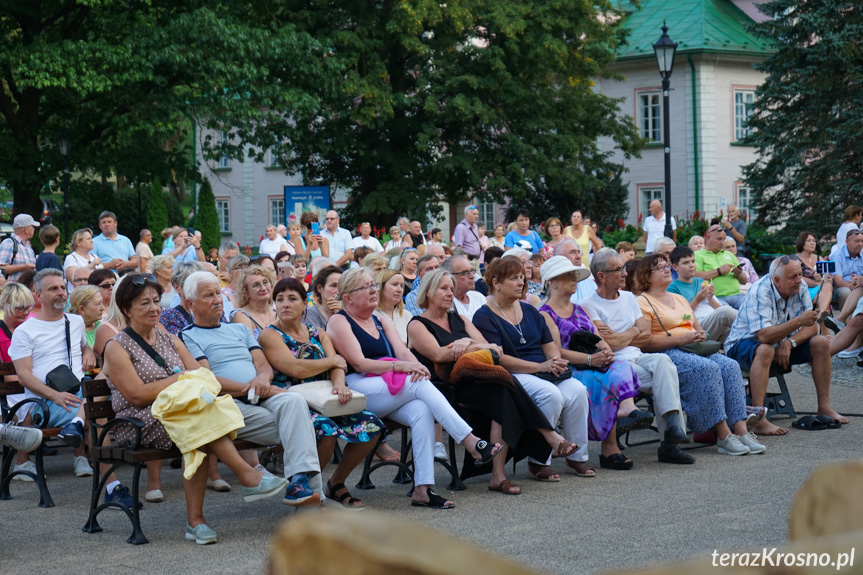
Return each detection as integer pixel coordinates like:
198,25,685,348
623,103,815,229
407,269,576,495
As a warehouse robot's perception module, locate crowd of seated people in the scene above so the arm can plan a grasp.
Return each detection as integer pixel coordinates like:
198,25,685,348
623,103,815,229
0,202,860,546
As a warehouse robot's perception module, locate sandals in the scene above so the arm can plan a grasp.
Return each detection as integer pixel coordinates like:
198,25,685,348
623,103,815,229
325,480,365,511
472,439,502,464
527,462,560,482
564,459,596,477
410,488,454,509
374,449,402,462
488,479,521,495
599,453,633,471
554,440,578,458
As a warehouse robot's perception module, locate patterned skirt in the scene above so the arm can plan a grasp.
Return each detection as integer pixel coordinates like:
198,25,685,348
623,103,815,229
572,359,640,441
309,409,384,443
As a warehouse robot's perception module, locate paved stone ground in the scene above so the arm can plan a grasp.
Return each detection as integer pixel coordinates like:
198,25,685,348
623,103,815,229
2,361,861,575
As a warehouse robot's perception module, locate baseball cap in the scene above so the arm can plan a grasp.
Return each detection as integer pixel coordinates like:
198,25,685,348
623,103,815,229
13,214,40,228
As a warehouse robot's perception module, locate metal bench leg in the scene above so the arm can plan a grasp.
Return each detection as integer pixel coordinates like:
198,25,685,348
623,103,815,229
0,445,14,500
33,445,54,508
355,433,385,490
444,435,466,492
127,463,148,545
393,429,412,485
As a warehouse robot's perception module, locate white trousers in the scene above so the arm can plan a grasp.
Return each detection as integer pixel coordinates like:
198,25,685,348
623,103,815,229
346,373,472,486
628,353,685,436
514,374,589,465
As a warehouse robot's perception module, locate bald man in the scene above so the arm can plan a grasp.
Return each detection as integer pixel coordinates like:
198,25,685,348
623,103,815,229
641,200,676,254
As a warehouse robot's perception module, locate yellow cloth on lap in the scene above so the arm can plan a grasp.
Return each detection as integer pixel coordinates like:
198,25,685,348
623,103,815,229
151,368,245,480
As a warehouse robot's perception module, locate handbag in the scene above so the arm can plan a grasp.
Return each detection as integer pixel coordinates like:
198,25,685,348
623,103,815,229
287,380,367,417
639,295,722,357
45,316,81,394
567,331,610,373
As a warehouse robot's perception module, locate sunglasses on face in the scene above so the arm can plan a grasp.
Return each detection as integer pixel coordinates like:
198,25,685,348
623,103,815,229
98,282,116,289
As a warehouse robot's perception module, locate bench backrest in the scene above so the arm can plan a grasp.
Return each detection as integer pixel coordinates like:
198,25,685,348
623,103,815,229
81,378,116,421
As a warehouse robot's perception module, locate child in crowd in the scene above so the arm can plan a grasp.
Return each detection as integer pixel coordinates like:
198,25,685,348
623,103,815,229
35,224,62,271
667,246,737,343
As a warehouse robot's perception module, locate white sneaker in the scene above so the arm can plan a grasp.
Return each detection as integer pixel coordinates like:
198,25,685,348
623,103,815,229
717,434,750,456
0,424,43,452
739,432,767,454
12,460,37,482
74,455,94,477
433,442,448,461
837,346,863,359
254,464,274,476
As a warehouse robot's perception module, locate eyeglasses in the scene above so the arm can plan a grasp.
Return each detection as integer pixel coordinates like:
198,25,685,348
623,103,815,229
452,270,474,277
401,247,417,254
131,274,157,288
778,255,791,265
603,266,624,274
72,277,89,284
98,281,116,289
347,282,380,295
14,305,33,315
324,216,337,221
705,225,723,235
250,280,272,290
652,264,671,273
467,205,477,211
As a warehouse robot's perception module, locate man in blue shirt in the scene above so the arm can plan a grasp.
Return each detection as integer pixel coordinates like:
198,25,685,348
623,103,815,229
504,208,543,254
832,229,863,324
180,271,322,507
725,257,846,436
90,211,138,271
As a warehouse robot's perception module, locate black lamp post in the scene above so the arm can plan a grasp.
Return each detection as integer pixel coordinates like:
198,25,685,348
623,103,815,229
653,21,678,239
57,132,71,245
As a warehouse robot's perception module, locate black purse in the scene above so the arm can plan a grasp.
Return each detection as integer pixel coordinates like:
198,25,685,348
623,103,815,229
567,331,609,373
45,316,81,394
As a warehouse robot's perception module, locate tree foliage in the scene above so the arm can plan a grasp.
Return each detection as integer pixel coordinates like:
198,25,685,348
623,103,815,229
195,180,221,252
0,0,324,219
743,0,863,242
265,0,641,230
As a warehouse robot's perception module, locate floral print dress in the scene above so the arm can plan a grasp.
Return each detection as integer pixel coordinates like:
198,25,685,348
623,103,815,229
270,324,383,443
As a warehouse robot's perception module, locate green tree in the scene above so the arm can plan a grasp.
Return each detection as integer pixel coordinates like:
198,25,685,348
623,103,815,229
195,180,221,253
0,1,324,218
742,0,863,242
147,179,169,253
267,0,641,230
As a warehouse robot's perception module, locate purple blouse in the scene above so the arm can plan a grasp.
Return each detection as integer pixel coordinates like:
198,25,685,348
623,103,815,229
538,303,595,349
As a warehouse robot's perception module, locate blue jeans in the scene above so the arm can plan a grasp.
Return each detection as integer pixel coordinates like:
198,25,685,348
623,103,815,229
717,293,745,310
43,390,82,428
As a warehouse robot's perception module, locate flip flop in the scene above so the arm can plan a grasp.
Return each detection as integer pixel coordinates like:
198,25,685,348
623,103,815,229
374,450,402,462
792,415,828,431
815,415,842,429
488,479,521,495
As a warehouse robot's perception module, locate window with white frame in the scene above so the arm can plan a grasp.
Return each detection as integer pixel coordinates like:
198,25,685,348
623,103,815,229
733,90,756,141
214,130,230,169
216,199,230,233
637,91,662,142
736,186,752,214
641,187,664,219
475,201,497,231
265,145,281,168
270,198,286,227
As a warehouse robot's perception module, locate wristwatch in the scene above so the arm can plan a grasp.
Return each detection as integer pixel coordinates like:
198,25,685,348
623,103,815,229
787,338,797,348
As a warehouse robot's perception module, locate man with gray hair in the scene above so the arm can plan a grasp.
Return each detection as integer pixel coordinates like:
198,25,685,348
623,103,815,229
554,239,597,304
580,248,693,464
217,241,240,287
441,255,485,319
725,256,846,435
179,271,323,506
0,213,38,281
452,204,482,261
653,236,676,260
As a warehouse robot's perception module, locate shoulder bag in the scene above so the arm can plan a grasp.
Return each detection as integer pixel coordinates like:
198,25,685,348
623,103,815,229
639,295,721,357
284,334,366,417
45,316,82,394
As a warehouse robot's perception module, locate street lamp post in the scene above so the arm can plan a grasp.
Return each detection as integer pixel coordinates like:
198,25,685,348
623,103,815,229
653,22,678,240
57,132,71,245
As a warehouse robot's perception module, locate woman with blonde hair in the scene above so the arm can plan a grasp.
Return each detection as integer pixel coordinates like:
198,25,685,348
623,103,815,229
232,265,277,338
373,269,412,345
93,273,134,360
63,228,103,292
69,285,104,348
151,255,175,309
361,253,389,275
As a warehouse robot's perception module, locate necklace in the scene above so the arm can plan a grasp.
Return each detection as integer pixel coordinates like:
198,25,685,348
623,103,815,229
493,299,526,344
